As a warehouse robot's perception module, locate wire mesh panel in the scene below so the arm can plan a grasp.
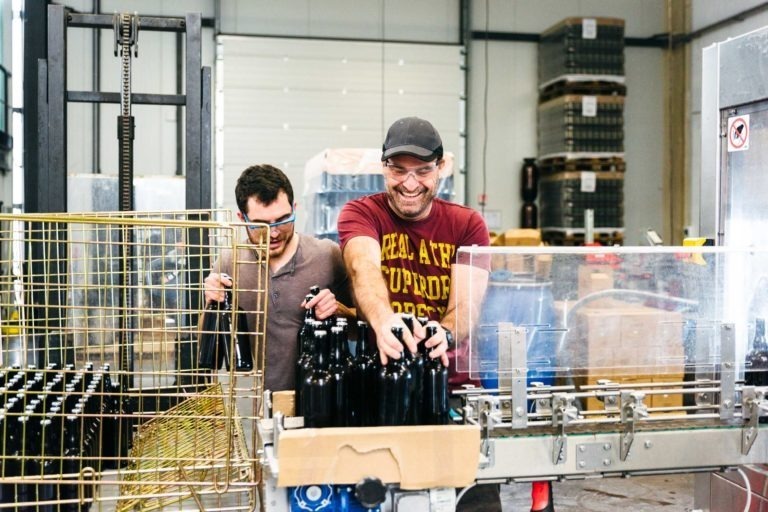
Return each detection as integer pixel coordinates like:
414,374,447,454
0,212,268,511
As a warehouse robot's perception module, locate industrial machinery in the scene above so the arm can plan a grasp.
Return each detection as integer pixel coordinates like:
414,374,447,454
258,244,768,511
698,21,768,512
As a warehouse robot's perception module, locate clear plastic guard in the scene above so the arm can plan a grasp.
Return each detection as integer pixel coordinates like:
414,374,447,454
454,245,768,389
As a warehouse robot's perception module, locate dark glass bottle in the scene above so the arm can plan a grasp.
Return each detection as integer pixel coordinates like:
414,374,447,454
745,317,768,387
296,320,322,415
17,415,35,511
223,287,255,372
38,418,58,510
2,401,23,506
421,326,450,424
377,327,412,426
294,300,316,413
521,158,539,202
400,314,424,425
302,330,333,428
521,202,538,229
60,414,82,512
328,326,351,426
198,300,222,370
350,320,378,426
296,294,316,357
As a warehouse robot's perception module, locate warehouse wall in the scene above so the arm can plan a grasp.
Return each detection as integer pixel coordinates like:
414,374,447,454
18,1,768,245
688,1,768,238
466,1,665,243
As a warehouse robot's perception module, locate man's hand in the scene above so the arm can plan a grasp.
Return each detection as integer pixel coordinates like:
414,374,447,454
302,288,338,320
204,273,232,304
424,321,450,367
373,313,427,365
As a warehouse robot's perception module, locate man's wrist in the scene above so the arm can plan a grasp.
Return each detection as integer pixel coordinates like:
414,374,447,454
441,326,455,350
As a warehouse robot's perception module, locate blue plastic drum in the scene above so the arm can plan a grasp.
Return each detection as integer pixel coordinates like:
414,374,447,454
477,275,557,390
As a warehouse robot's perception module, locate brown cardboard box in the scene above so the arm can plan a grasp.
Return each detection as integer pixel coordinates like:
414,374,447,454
504,229,541,246
578,265,614,299
571,301,685,414
277,425,480,489
581,374,684,413
272,390,295,417
573,302,684,372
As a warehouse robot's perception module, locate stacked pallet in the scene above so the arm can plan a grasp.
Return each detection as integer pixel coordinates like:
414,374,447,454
536,17,626,246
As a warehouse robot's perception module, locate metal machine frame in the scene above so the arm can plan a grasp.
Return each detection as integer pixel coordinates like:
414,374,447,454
36,4,211,214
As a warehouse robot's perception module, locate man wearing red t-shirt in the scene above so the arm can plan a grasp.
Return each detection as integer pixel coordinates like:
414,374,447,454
338,117,489,373
338,117,503,512
338,117,556,512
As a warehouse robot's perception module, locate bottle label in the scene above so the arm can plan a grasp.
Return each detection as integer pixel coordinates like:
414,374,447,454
582,18,597,39
580,171,597,193
582,95,597,117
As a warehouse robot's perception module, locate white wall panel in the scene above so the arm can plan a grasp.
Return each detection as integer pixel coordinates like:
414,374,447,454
216,36,463,231
220,0,459,43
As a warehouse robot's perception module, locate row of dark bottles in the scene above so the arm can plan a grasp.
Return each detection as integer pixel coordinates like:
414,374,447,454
0,363,126,511
198,278,254,372
295,299,449,428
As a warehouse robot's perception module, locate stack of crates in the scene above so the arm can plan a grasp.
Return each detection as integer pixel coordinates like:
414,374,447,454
536,17,626,246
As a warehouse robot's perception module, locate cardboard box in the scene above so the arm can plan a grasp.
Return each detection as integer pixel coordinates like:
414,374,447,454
569,301,685,414
272,390,295,417
277,425,480,489
578,265,614,299
572,302,684,373
581,374,684,413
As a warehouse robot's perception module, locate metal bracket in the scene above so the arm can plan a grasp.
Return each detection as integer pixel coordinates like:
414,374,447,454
596,379,621,413
694,379,714,407
271,412,287,458
620,391,648,461
741,386,759,455
498,323,528,429
530,382,553,416
478,396,501,468
719,323,736,420
551,393,577,465
576,442,615,471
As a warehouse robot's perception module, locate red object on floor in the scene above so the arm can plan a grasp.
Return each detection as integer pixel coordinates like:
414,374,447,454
531,481,554,512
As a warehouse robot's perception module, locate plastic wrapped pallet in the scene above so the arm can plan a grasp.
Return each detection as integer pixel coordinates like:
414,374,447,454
539,171,624,229
303,148,454,241
538,17,625,87
537,94,625,157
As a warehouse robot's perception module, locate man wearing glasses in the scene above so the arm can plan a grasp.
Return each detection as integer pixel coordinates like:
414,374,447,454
337,117,507,511
204,164,351,392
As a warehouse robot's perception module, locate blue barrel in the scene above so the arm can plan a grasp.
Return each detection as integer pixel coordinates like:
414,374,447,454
477,275,557,390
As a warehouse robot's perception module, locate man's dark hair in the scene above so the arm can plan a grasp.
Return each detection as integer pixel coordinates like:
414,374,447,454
235,164,294,212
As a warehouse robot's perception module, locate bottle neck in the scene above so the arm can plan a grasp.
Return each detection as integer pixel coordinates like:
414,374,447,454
313,332,328,369
357,322,370,357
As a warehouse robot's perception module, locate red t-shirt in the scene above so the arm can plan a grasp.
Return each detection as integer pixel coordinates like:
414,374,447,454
338,193,490,324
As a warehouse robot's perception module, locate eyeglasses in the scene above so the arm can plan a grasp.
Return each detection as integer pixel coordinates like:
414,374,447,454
384,161,439,182
241,208,296,230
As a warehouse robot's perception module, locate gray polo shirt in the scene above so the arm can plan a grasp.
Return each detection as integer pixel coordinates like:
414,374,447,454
212,234,350,391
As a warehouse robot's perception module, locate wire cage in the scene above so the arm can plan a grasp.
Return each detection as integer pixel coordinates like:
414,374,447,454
0,211,269,511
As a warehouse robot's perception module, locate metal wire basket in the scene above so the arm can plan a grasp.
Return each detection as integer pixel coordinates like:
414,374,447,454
0,211,268,511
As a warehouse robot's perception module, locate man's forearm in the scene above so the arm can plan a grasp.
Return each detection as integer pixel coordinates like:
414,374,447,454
342,237,393,327
349,260,393,326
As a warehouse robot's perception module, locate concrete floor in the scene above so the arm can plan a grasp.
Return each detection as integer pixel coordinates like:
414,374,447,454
500,474,695,511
